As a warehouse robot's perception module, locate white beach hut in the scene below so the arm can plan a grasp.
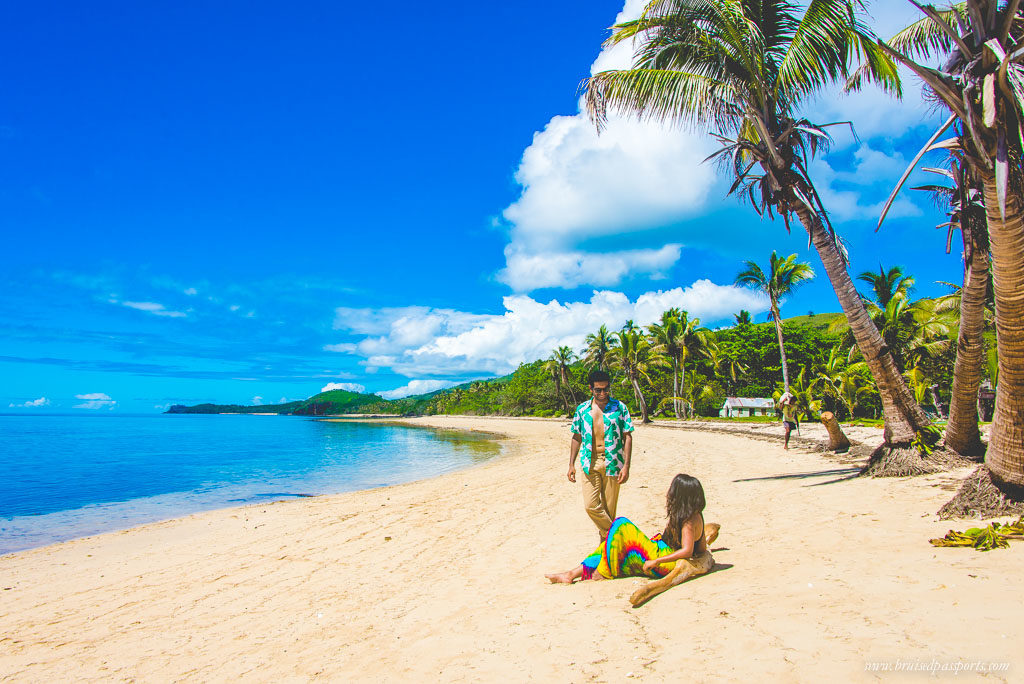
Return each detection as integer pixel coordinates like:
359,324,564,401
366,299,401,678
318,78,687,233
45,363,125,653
719,397,776,418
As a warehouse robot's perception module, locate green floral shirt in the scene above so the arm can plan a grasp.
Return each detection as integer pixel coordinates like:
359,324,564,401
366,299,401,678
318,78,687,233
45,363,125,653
571,398,634,476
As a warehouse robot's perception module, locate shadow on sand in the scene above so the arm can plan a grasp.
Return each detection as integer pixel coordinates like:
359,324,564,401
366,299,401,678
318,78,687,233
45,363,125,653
733,467,861,487
629,562,734,609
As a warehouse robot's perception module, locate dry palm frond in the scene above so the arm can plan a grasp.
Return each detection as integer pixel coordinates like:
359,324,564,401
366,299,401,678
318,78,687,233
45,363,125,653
930,515,1024,551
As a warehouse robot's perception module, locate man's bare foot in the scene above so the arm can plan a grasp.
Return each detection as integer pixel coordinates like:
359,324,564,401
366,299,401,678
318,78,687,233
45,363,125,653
545,571,576,584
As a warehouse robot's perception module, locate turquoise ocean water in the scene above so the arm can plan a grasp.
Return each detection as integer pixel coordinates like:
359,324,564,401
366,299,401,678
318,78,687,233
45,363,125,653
0,414,500,555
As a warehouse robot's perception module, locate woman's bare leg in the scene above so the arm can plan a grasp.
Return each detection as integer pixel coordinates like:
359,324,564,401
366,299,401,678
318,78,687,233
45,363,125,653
545,565,586,584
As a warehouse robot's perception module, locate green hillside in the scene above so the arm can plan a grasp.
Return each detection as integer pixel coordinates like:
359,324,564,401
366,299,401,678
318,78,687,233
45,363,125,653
782,312,843,330
166,389,403,416
165,401,305,415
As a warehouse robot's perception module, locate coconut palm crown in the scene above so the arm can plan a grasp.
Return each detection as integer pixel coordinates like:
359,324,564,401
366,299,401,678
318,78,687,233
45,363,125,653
735,251,815,392
584,0,900,236
582,0,933,447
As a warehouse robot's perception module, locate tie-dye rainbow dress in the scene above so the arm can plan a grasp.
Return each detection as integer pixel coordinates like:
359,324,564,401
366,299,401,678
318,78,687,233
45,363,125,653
580,516,677,580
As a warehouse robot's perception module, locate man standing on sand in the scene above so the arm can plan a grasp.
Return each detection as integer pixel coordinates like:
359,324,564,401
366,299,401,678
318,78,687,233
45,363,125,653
779,392,798,450
566,370,634,541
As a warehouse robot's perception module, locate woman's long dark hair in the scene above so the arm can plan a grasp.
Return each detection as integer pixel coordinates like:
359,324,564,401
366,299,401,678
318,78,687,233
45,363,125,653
661,474,706,550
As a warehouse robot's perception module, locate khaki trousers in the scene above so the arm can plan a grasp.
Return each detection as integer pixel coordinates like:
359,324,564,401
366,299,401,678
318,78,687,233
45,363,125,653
582,452,620,537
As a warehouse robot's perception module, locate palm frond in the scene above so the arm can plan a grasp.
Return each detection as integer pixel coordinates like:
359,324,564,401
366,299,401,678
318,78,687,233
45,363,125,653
885,3,970,62
583,68,736,131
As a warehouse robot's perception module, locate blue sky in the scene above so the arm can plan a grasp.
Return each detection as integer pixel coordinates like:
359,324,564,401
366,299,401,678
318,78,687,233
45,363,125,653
1,1,967,412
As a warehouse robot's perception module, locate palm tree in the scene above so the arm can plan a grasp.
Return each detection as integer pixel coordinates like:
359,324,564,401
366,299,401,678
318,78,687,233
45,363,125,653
878,293,951,374
817,346,874,420
676,310,715,417
648,308,685,418
678,369,718,418
546,346,577,414
903,297,955,413
860,1,1024,482
914,156,990,456
584,324,617,371
734,310,752,327
857,265,915,308
609,328,663,423
735,251,815,393
583,0,933,449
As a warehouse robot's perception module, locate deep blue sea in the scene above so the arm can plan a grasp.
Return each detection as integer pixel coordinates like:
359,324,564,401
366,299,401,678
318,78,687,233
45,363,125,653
0,414,501,555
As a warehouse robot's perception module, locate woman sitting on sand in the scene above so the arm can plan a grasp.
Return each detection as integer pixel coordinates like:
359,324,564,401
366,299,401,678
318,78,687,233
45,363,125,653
546,473,717,583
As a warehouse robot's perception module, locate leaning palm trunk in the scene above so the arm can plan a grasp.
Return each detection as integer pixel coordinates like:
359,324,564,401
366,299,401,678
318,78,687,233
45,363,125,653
981,179,1024,487
770,298,790,392
561,368,577,406
629,374,650,423
944,234,989,457
672,357,681,419
795,205,931,444
553,375,568,414
679,355,687,419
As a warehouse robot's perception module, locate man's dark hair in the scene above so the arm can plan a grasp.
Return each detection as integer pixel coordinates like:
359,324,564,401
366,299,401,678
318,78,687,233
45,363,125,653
587,369,611,386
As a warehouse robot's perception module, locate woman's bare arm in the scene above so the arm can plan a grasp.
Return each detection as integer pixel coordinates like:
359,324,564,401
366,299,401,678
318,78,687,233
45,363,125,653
643,518,698,569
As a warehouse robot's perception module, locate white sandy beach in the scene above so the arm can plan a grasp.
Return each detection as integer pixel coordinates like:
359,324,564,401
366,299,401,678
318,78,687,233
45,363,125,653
0,416,1020,682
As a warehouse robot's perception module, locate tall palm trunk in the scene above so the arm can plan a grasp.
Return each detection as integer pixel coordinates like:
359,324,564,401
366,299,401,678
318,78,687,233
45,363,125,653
769,296,790,392
981,179,1024,487
672,357,681,420
552,373,568,414
679,352,688,419
630,373,650,423
795,204,931,444
561,367,576,405
944,231,989,457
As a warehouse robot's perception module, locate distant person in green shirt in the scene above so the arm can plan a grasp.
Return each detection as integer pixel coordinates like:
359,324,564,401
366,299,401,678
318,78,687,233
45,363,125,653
779,392,798,450
566,370,634,542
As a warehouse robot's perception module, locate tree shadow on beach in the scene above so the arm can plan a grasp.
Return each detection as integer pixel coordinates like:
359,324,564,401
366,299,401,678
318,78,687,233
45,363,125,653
733,467,861,486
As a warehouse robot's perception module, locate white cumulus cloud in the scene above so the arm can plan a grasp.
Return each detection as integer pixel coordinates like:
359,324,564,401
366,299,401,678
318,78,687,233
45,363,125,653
497,0,721,291
74,392,116,410
320,382,366,393
9,397,49,408
331,282,766,378
810,144,923,222
500,244,681,291
378,379,457,400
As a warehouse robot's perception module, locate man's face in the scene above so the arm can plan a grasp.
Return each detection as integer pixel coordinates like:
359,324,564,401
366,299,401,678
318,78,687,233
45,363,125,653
591,382,611,401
